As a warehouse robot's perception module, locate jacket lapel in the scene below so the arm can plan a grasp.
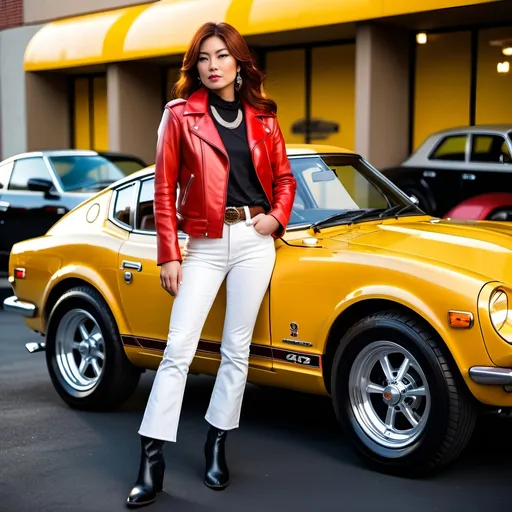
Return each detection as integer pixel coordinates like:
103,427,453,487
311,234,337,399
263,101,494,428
185,87,228,159
243,101,273,150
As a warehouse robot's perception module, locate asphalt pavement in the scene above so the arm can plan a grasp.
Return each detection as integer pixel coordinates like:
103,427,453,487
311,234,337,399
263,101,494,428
1,309,512,512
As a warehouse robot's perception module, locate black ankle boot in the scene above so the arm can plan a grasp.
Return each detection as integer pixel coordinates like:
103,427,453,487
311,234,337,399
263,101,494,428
204,426,230,490
126,436,165,508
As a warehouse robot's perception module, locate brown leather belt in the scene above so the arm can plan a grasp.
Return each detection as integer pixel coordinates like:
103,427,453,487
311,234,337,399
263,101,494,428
224,205,265,224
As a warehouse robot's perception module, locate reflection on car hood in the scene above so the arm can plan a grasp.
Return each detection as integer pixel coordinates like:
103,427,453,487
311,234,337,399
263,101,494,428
329,217,512,283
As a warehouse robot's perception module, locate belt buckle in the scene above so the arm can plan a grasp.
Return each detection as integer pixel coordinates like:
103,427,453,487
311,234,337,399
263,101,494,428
224,207,241,225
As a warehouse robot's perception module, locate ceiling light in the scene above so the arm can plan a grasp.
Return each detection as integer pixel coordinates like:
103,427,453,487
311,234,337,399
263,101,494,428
497,61,510,73
503,47,512,56
416,32,427,44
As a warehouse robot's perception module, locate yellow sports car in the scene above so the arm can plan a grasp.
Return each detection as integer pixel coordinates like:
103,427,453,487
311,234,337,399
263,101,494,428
4,144,512,477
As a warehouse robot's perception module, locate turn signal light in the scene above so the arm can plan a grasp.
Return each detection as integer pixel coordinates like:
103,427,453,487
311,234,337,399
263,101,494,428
448,310,473,328
14,268,26,279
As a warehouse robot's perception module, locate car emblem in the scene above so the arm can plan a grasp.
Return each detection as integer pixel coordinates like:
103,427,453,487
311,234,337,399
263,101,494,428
290,322,299,337
383,391,392,400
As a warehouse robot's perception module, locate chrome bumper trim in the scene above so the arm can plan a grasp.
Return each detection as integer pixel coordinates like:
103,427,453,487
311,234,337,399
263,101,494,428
469,366,512,385
2,295,37,318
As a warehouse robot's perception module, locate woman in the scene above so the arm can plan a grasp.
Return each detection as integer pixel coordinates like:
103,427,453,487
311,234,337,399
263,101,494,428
126,21,296,508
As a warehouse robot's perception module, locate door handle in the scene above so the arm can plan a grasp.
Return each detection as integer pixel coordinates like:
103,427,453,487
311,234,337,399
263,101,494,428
462,173,476,181
422,170,436,178
121,260,142,272
0,200,10,212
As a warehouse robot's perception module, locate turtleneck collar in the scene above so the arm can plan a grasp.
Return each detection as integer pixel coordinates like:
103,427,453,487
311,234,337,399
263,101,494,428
209,89,241,111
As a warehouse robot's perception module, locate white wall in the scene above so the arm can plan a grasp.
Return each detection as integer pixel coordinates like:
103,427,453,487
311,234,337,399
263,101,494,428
0,24,43,160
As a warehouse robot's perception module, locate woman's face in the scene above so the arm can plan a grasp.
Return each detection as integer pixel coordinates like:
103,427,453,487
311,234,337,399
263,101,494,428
197,35,240,96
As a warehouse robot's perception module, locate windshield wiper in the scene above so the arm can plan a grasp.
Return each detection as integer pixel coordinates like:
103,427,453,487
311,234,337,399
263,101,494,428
311,208,383,232
379,203,420,218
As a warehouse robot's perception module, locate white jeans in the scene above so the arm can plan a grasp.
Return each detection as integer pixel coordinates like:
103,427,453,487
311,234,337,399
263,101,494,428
138,218,276,442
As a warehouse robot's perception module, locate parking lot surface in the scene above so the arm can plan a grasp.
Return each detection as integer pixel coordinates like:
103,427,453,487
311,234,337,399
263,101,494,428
1,309,511,512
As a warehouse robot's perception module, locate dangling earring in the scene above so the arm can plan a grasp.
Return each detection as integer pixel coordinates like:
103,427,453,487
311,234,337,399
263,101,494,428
197,76,202,85
235,71,242,91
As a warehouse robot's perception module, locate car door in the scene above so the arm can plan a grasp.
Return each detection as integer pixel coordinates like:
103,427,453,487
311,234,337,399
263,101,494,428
115,176,274,373
0,156,66,254
461,132,512,201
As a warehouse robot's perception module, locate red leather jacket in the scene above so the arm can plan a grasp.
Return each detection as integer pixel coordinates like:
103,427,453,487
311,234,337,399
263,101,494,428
154,86,296,265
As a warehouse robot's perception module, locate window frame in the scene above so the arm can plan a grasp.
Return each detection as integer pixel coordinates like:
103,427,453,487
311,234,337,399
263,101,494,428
0,161,14,190
108,180,139,232
427,134,469,162
108,176,188,239
468,132,512,165
7,156,62,193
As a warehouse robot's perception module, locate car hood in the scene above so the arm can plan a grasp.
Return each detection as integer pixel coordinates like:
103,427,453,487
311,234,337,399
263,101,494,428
327,217,512,283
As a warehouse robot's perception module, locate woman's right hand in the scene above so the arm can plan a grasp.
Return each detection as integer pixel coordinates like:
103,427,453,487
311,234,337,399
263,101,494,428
160,261,182,297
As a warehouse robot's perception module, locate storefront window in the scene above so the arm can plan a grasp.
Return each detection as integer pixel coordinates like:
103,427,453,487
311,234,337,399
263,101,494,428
264,49,306,143
413,31,471,149
476,27,512,124
311,44,355,151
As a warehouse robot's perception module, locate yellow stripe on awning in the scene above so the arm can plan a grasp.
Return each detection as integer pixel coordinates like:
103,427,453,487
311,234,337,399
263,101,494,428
122,0,233,61
24,0,500,72
24,4,150,71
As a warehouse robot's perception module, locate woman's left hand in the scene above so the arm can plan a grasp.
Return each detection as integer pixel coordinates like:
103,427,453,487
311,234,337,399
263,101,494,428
252,213,280,236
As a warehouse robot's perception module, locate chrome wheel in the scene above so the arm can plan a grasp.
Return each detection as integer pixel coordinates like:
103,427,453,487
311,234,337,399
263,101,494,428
348,340,431,450
55,309,106,392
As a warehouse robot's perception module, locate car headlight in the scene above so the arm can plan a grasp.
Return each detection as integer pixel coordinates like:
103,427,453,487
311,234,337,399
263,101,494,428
489,289,512,342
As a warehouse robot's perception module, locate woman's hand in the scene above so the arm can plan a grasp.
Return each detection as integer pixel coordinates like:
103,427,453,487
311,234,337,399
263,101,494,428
160,261,182,297
252,213,280,236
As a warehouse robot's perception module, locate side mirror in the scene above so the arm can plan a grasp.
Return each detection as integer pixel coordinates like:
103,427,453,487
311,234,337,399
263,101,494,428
27,178,55,193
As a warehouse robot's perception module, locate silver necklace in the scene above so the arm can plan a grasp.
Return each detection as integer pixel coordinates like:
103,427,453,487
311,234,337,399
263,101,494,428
211,105,243,129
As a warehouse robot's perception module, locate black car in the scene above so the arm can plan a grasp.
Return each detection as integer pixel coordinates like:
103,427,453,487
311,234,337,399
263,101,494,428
0,150,147,266
381,125,512,217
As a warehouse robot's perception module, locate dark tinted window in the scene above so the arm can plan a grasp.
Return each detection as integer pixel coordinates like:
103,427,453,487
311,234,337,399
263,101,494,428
0,162,13,189
470,134,512,163
9,158,52,190
430,135,467,161
113,183,136,228
136,179,155,232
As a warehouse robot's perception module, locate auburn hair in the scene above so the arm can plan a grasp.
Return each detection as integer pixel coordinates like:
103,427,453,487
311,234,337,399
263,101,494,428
172,22,277,114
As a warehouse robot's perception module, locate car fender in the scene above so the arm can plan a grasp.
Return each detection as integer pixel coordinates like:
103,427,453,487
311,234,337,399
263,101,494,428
318,283,494,380
42,263,130,335
444,192,512,220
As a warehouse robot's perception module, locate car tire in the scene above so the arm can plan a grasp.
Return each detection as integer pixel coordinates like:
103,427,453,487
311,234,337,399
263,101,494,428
45,285,141,411
331,311,476,477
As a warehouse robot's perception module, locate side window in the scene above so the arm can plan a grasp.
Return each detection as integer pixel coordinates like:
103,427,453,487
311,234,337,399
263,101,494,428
9,157,53,190
136,179,155,232
470,134,512,164
0,161,13,189
113,183,136,228
429,135,467,161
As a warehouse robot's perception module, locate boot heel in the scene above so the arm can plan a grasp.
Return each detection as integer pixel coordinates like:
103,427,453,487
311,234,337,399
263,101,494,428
155,468,164,493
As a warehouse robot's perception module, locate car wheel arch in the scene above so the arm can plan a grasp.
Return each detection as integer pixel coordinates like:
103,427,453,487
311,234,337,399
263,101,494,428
321,298,462,395
43,276,128,335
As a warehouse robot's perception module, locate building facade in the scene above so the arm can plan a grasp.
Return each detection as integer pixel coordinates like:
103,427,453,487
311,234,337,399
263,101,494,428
0,0,511,168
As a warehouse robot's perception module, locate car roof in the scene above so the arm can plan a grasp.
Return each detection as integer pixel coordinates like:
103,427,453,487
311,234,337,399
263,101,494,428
430,125,512,136
0,149,147,166
106,144,360,188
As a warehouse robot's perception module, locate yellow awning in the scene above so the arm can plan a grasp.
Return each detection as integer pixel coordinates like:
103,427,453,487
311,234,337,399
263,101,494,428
24,0,500,72
233,0,499,36
24,4,150,71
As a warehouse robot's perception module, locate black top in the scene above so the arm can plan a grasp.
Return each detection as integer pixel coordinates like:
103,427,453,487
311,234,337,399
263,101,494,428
208,91,270,211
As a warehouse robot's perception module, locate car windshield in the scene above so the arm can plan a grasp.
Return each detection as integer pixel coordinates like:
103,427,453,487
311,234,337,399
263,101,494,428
49,155,133,192
289,154,423,229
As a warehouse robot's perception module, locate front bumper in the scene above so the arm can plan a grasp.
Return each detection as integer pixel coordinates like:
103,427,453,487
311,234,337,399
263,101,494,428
3,295,37,318
470,366,512,386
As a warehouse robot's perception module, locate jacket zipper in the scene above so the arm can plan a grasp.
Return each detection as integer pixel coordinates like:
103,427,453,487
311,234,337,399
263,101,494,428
180,174,195,207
